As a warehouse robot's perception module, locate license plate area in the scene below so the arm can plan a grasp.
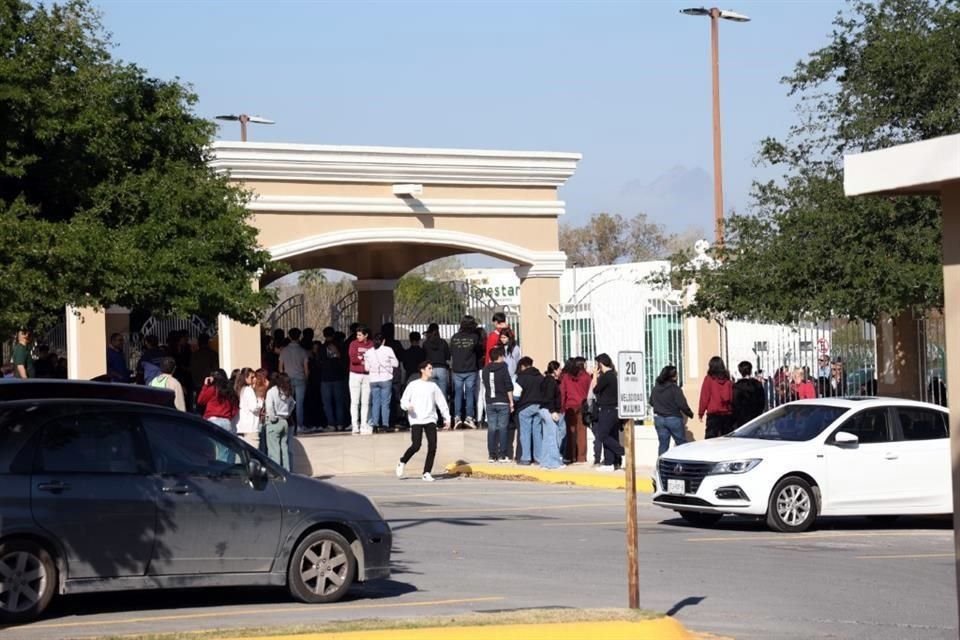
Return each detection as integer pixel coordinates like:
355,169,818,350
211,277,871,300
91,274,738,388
667,478,686,495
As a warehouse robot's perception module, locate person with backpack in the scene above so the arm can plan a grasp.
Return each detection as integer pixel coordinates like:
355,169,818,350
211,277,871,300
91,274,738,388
150,357,186,411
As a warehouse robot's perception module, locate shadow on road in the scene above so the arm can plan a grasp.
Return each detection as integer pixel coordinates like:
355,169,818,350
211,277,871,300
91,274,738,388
657,514,952,532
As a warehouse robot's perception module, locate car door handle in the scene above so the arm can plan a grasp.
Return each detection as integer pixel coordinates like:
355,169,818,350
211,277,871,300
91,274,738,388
161,484,192,495
884,453,899,460
37,481,69,493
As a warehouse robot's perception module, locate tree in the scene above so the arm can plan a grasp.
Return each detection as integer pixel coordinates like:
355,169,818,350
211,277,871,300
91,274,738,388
668,0,955,324
560,212,672,266
0,0,275,334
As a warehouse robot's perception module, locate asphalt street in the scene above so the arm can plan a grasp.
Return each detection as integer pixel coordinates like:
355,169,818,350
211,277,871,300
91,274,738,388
4,474,957,640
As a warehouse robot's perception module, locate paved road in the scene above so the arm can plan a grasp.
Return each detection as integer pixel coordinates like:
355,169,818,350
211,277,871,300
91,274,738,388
5,474,957,639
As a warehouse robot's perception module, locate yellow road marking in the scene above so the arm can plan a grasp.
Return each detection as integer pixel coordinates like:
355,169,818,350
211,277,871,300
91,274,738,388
856,553,955,560
687,531,951,543
24,596,505,630
418,503,622,514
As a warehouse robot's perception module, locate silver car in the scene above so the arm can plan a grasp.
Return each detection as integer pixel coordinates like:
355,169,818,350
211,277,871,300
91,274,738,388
0,395,392,623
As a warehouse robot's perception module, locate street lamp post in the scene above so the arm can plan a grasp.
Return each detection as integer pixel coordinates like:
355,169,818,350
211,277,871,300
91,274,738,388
680,7,750,248
214,113,275,142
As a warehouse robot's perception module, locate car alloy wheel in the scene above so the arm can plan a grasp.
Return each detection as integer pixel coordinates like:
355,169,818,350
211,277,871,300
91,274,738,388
767,476,818,533
288,530,356,604
0,541,56,623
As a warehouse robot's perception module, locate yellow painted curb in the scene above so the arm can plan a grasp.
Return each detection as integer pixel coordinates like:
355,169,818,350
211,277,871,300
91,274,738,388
225,618,692,640
445,462,654,492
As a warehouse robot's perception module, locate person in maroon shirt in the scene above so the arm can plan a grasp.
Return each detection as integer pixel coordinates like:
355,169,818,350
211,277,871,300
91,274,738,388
196,369,239,433
484,312,509,366
559,357,592,463
699,356,735,438
347,326,375,435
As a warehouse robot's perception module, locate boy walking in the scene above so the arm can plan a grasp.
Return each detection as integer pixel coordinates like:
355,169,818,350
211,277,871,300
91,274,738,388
396,362,451,482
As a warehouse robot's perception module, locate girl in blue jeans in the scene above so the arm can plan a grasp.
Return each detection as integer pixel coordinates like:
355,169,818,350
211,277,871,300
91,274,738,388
649,365,693,456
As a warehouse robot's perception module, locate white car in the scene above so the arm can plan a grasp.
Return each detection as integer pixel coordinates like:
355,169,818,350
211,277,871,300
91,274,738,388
652,398,951,532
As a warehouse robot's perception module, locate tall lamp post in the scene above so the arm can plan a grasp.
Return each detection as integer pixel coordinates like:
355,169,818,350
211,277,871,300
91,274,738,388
214,113,275,142
680,7,750,248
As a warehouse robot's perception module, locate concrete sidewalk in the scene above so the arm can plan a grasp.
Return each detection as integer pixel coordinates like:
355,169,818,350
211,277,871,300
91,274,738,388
445,459,656,492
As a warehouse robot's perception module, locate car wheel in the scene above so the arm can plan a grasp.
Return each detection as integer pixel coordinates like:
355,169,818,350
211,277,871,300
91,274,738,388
678,510,724,527
288,530,356,604
0,540,57,624
767,476,818,533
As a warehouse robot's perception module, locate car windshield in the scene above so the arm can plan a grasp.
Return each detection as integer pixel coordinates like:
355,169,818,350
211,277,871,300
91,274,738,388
730,404,850,442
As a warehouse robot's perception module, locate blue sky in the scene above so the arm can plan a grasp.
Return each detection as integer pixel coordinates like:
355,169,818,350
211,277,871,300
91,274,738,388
95,0,844,237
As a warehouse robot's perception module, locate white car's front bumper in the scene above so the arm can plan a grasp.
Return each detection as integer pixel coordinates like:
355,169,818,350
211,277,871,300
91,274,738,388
652,463,771,516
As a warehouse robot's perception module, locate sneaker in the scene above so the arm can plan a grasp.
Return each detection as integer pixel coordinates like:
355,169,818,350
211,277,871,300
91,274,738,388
395,462,405,479
454,419,465,430
359,427,374,436
352,426,360,435
422,472,436,482
465,417,477,429
487,458,497,463
499,457,510,463
597,465,615,472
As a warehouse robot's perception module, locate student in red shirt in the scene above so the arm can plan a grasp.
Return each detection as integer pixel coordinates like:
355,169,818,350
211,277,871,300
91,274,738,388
484,312,509,365
699,356,734,439
559,357,592,463
197,369,239,433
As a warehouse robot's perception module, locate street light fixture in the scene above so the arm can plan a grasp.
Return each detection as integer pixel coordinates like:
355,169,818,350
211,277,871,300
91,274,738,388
214,113,275,142
680,7,751,248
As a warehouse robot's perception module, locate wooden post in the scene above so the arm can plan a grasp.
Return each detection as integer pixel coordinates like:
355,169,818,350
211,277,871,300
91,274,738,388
624,418,640,609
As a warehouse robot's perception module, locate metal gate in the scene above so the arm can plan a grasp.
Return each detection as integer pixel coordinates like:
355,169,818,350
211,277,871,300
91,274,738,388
265,294,306,334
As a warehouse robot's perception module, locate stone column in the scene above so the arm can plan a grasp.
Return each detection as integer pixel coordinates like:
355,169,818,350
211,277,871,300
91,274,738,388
65,306,106,380
515,266,561,367
941,183,960,602
104,306,131,339
355,279,397,331
876,311,923,399
217,315,262,374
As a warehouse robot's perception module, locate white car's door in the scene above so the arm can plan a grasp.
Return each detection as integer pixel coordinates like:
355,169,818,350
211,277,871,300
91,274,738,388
891,406,951,513
821,408,904,515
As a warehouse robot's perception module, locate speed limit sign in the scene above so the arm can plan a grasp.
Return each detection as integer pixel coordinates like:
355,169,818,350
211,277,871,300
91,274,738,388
617,351,646,419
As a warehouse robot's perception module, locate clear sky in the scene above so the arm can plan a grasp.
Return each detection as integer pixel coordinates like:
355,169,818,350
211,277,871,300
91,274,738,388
94,0,845,237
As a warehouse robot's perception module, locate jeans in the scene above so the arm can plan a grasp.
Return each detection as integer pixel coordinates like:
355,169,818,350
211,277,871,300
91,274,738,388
401,422,438,474
369,380,393,428
655,415,687,456
595,407,625,466
290,377,307,427
429,367,450,400
486,404,511,459
348,372,371,432
266,417,290,471
320,380,348,428
518,404,543,464
538,408,565,469
208,417,236,463
452,371,478,421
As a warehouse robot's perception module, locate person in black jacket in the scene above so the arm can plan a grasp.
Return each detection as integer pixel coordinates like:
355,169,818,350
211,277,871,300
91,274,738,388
732,361,766,428
537,361,565,469
482,347,514,462
449,316,484,429
591,353,625,471
649,365,693,456
401,331,426,382
515,357,545,465
422,323,451,405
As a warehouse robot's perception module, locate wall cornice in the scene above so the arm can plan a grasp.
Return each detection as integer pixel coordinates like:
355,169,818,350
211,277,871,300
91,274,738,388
210,141,581,187
249,194,565,217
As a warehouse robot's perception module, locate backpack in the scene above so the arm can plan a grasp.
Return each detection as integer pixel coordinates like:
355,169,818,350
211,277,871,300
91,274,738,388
149,374,169,389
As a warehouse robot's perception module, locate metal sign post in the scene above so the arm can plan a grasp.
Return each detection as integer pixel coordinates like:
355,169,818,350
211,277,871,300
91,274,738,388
617,351,646,610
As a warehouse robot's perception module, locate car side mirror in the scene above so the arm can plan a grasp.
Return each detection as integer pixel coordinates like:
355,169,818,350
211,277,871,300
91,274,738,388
247,458,268,481
833,431,859,447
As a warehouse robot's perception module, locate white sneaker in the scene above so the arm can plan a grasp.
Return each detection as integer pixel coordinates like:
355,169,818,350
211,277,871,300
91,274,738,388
422,472,436,482
395,462,405,479
499,457,510,463
359,427,373,436
487,458,497,463
597,465,615,472
351,426,360,435
465,417,477,429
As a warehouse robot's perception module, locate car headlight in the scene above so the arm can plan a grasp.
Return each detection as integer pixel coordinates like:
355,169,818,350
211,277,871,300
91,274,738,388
710,459,762,474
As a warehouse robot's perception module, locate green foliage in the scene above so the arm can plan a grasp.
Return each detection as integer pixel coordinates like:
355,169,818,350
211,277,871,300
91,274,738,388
560,212,676,266
395,275,464,323
0,0,276,333
669,0,955,324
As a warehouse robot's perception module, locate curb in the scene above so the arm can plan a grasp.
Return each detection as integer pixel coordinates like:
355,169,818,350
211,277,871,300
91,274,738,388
445,462,655,492
224,618,692,640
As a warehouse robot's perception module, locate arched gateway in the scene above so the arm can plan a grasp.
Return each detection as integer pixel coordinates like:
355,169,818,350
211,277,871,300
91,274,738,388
65,142,580,378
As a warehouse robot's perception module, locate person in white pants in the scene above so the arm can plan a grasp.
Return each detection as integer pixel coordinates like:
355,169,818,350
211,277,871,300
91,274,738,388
347,326,374,435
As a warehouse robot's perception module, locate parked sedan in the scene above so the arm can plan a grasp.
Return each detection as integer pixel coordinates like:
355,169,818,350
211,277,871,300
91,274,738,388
0,398,391,623
653,398,950,532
